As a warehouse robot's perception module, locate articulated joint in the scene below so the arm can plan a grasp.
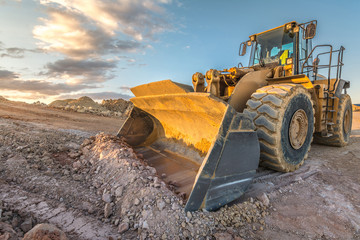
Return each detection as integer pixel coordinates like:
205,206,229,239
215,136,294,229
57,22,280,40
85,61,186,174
192,72,205,92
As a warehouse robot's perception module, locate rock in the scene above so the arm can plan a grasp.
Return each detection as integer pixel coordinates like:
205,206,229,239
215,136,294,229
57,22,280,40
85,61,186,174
295,176,303,182
118,222,129,234
66,142,80,150
11,216,20,227
234,237,245,240
257,193,270,207
102,192,112,203
81,138,92,146
72,161,81,169
104,203,112,218
186,211,192,220
0,222,17,240
72,174,82,181
214,232,233,240
114,219,119,226
23,223,68,240
171,203,179,210
134,198,140,206
20,218,33,232
157,199,165,211
82,201,95,214
142,221,149,229
115,186,124,197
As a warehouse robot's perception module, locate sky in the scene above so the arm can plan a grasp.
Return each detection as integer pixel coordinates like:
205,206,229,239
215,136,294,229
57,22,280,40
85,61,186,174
0,0,359,103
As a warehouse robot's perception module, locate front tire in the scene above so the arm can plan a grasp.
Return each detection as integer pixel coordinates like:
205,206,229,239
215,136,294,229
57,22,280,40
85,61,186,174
244,84,315,172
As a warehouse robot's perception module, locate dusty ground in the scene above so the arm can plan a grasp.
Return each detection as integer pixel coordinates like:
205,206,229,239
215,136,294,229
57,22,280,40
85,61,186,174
0,98,359,240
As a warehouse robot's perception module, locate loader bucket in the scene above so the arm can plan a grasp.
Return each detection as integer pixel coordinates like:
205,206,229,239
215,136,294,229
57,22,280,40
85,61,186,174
118,80,260,211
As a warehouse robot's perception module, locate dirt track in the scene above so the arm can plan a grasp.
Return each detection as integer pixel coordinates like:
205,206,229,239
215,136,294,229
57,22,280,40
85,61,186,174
0,99,359,240
0,100,121,134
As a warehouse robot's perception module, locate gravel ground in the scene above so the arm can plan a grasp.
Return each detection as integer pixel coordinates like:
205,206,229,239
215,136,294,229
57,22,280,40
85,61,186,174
0,99,359,240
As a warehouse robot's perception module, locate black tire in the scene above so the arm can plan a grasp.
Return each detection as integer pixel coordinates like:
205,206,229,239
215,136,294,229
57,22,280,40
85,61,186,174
244,84,315,172
313,94,352,147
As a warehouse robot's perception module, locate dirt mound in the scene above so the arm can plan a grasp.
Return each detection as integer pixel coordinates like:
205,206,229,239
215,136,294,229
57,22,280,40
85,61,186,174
49,96,100,109
79,134,269,239
101,98,132,113
49,96,132,117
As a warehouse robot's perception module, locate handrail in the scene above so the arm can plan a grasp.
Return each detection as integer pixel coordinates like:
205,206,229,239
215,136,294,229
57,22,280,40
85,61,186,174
301,45,344,92
301,45,333,90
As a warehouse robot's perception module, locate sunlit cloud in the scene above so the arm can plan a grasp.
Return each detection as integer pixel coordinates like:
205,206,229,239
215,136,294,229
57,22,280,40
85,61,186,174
0,0,175,102
34,0,173,59
39,0,172,39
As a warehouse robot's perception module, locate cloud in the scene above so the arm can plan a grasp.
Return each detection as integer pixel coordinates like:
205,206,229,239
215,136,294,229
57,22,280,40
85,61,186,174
0,41,43,58
0,69,95,95
119,86,131,92
0,47,42,58
34,0,173,59
0,70,19,79
58,91,132,100
42,58,117,83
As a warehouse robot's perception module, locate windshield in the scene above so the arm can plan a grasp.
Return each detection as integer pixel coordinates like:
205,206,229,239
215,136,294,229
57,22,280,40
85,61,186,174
251,26,295,66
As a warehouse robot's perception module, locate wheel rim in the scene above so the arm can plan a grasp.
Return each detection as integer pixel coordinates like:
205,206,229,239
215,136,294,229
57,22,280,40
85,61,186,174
289,109,308,149
344,108,351,134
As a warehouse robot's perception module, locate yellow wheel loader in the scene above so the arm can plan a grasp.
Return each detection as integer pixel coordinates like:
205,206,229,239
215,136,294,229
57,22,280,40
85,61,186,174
118,20,352,211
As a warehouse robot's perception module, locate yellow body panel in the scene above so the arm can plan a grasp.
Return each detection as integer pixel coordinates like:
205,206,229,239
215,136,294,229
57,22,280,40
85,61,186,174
268,75,314,89
292,76,313,89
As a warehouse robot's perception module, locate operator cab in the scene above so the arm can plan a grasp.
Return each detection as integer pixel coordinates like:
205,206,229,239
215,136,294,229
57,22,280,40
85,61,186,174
240,21,316,76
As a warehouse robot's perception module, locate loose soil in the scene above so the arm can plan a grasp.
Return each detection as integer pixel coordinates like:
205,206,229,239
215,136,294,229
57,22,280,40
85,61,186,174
0,98,359,240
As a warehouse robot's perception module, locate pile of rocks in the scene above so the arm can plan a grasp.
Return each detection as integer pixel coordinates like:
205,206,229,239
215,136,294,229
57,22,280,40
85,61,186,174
49,96,131,117
101,98,132,114
78,134,270,239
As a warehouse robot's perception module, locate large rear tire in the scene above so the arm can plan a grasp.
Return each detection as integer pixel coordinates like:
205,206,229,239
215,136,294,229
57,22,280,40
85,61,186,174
313,94,352,147
244,84,315,172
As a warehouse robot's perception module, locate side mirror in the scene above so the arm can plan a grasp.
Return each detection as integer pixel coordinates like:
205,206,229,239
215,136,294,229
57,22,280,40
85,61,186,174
305,23,316,39
239,42,247,56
